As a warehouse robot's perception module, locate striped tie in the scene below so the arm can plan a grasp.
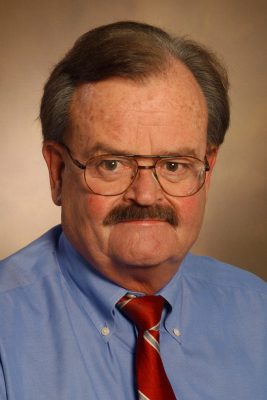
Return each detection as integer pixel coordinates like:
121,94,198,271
117,294,176,400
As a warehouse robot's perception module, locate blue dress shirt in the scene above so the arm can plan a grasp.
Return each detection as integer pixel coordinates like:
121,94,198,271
0,225,267,399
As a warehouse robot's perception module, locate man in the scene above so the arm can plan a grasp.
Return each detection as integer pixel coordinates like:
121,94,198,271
0,21,266,400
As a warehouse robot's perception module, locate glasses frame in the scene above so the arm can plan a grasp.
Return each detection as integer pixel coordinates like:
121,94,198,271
61,143,210,197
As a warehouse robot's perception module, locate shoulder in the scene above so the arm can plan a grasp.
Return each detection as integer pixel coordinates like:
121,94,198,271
182,253,267,295
179,254,267,333
0,225,62,294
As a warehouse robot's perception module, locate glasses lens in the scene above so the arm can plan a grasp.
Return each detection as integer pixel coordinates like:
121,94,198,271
85,155,136,195
156,157,206,196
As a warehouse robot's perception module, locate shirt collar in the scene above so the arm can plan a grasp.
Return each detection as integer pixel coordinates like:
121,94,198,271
157,260,185,343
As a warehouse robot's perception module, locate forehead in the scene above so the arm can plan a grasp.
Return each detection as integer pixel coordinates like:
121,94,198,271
68,62,208,155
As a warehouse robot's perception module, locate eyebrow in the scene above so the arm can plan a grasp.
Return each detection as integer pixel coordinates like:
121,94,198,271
86,142,198,158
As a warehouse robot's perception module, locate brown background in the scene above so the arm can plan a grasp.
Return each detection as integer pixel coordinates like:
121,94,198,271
1,0,266,280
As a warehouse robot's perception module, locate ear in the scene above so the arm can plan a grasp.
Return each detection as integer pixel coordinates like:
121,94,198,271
205,146,219,192
207,146,218,171
42,141,65,206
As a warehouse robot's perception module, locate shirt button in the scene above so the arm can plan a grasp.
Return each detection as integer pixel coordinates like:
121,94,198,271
173,328,181,337
101,327,110,336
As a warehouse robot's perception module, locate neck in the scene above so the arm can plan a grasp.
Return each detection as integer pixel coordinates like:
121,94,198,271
91,258,181,294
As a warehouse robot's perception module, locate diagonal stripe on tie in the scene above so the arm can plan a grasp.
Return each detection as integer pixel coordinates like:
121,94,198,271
150,321,160,331
138,390,151,400
117,294,176,400
144,330,160,353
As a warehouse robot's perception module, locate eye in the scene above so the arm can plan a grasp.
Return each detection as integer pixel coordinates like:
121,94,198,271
158,159,192,180
165,161,180,172
99,159,119,171
87,156,133,181
163,161,189,173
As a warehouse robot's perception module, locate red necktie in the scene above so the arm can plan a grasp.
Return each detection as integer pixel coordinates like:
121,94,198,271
117,294,176,400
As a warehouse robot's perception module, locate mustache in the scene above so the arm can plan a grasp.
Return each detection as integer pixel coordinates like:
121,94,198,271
103,204,178,227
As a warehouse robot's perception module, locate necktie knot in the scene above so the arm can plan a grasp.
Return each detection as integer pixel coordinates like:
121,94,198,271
117,294,165,332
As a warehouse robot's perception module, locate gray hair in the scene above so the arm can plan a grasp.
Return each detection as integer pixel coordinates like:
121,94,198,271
40,21,230,147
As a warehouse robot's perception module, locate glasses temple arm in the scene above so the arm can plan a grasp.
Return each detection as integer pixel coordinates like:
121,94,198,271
61,143,86,170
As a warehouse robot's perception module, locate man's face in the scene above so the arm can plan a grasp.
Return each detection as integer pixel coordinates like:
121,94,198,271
44,62,217,292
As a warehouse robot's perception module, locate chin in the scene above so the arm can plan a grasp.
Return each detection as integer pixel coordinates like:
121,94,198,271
110,245,181,269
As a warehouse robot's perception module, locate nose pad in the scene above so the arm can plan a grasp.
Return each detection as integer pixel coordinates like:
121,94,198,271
136,165,159,182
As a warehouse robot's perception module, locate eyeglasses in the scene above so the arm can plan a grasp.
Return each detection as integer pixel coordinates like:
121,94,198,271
62,144,210,197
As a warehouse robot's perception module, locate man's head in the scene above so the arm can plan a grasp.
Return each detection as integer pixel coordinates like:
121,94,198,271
40,21,229,148
41,21,230,293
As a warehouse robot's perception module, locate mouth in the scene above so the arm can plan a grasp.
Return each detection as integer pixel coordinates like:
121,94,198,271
117,218,167,223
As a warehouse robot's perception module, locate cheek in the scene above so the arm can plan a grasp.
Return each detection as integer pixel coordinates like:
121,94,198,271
173,190,207,228
62,169,106,220
84,195,122,254
85,195,122,235
86,195,108,222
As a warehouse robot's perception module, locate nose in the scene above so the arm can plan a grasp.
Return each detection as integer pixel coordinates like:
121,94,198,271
123,167,165,206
